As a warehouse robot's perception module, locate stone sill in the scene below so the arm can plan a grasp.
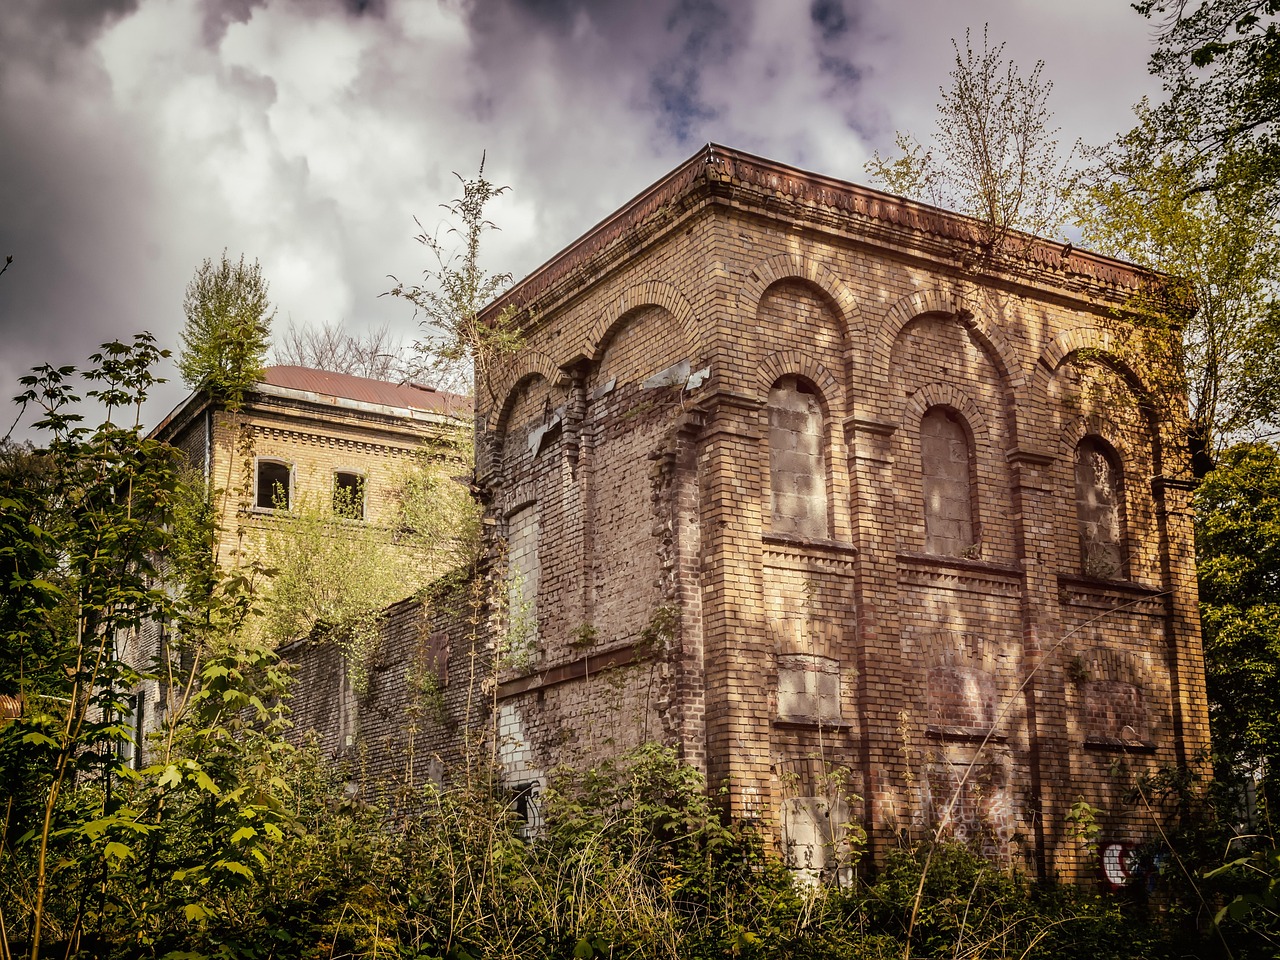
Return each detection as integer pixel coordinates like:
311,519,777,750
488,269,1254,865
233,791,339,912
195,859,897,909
762,532,857,555
926,725,1007,744
1058,574,1162,596
898,553,1022,577
1083,736,1157,753
773,717,854,732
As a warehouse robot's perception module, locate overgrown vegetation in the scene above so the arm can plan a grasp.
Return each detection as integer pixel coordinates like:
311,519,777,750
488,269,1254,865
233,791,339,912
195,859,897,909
385,155,524,399
865,25,1077,251
4,339,1273,958
258,438,480,692
178,252,275,411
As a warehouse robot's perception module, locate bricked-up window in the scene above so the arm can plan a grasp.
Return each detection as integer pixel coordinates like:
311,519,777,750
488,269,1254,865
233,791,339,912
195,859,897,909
768,376,829,539
255,459,292,511
927,665,995,735
921,407,975,556
1083,679,1149,746
776,654,842,723
333,471,365,520
505,505,539,665
1075,437,1126,579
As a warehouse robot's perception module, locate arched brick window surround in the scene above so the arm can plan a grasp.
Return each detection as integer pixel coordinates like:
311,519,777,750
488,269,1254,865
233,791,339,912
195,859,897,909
1074,435,1128,580
920,406,978,557
765,374,832,539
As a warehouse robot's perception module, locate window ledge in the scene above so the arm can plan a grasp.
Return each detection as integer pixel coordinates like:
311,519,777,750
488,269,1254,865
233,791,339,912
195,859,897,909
1083,736,1156,753
773,716,853,731
762,532,857,554
898,553,1021,576
926,725,1006,743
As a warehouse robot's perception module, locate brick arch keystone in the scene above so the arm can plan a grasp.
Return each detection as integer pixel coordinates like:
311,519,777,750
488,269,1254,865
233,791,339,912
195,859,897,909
902,382,990,446
585,280,698,363
1036,327,1156,401
1060,412,1139,468
756,352,844,420
875,287,1022,394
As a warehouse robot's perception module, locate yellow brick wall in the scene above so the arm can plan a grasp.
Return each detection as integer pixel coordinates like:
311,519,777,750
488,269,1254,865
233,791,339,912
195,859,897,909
469,152,1210,884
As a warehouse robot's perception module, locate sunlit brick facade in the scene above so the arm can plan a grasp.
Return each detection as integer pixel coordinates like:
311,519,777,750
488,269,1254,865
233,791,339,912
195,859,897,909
457,144,1210,883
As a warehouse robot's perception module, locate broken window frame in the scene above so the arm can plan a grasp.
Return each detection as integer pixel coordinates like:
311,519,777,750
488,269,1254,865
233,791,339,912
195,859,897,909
333,469,366,520
254,457,294,512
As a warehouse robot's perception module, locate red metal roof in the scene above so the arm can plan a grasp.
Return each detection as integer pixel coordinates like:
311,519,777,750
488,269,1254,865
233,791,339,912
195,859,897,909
260,366,471,418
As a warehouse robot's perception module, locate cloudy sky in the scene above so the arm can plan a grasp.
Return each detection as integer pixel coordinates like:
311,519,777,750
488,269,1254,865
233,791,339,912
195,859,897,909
0,0,1164,436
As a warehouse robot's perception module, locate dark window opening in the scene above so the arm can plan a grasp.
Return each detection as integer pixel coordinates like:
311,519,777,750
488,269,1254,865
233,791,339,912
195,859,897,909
334,471,365,519
256,460,292,510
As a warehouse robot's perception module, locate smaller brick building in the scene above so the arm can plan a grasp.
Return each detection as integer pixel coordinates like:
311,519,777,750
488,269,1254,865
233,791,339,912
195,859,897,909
150,365,469,569
121,366,469,759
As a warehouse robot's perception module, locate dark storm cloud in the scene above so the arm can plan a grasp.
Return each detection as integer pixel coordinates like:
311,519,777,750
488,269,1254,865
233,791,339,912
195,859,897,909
810,0,848,41
38,0,142,44
652,0,744,144
199,0,266,46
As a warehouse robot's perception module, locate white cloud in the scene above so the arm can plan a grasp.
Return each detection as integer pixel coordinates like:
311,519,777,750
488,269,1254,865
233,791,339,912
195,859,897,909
0,0,1165,439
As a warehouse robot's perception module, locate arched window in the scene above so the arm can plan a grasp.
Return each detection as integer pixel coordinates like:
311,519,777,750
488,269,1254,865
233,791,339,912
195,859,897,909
921,407,975,556
1074,437,1125,579
767,376,829,539
255,459,293,511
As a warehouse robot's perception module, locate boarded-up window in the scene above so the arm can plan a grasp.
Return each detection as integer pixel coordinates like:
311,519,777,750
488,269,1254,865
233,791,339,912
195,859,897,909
921,408,974,556
506,505,539,664
255,459,292,510
781,795,852,882
776,654,842,722
424,630,450,686
768,377,828,539
1075,437,1125,579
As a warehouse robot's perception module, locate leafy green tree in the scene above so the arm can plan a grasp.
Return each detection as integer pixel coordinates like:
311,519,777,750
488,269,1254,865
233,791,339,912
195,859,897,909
1075,103,1280,475
1136,0,1280,204
386,156,522,398
1195,441,1280,804
0,336,298,958
865,25,1076,251
178,252,275,410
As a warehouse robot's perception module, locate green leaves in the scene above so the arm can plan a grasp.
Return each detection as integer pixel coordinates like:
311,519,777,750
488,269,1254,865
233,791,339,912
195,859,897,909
385,155,522,398
178,251,274,410
864,25,1076,251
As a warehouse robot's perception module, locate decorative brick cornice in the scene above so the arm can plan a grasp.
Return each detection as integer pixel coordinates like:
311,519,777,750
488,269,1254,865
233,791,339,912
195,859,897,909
479,144,1183,335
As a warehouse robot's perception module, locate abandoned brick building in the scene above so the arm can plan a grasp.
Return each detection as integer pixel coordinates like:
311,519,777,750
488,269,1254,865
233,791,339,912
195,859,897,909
123,366,468,758
265,144,1209,886
438,143,1211,884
